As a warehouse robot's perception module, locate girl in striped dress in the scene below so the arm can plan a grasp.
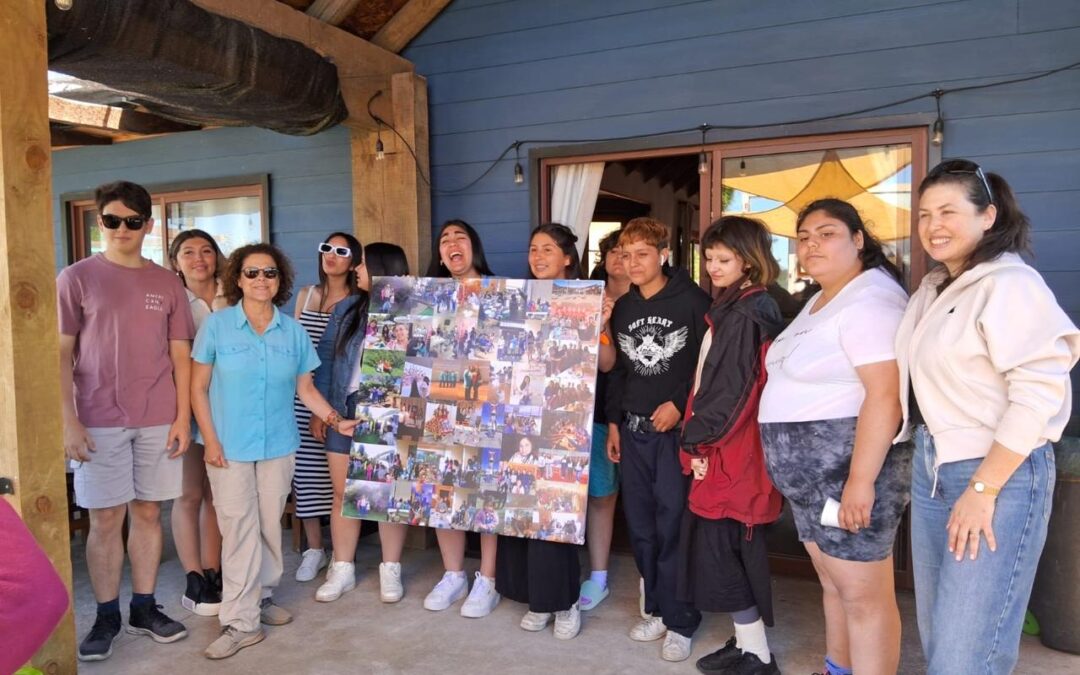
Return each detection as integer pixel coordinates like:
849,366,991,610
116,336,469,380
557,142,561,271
293,232,365,582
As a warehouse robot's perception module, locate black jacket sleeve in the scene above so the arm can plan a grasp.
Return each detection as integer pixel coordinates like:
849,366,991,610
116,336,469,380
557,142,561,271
681,308,760,451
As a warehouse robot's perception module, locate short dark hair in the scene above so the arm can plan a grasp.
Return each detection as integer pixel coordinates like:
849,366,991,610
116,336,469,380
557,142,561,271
795,198,905,287
426,219,495,277
529,222,581,280
95,181,152,218
701,216,780,286
168,229,226,284
589,228,623,281
222,243,295,307
918,159,1031,279
364,242,410,277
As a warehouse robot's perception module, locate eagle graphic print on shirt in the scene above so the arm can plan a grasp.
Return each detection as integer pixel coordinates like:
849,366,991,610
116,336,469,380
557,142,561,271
618,317,689,376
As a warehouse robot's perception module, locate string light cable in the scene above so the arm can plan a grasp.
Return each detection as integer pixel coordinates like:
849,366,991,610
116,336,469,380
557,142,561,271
365,59,1080,194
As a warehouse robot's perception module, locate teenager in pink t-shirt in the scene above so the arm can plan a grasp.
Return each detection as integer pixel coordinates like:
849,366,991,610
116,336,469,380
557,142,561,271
56,181,195,662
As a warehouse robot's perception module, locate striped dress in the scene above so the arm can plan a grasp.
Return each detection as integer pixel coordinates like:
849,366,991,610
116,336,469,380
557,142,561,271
292,288,334,519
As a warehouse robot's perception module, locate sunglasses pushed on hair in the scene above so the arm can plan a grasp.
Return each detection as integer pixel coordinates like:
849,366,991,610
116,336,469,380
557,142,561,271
242,266,279,280
318,242,352,258
930,159,995,205
101,214,148,230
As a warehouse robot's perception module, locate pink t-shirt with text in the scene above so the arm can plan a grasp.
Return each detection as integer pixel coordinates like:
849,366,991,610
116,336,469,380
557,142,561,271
57,254,195,427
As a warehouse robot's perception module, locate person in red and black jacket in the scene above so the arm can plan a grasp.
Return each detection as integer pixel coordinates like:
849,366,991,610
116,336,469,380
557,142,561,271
679,216,785,675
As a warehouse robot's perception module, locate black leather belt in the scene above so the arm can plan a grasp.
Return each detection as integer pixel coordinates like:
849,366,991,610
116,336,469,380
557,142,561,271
623,411,659,434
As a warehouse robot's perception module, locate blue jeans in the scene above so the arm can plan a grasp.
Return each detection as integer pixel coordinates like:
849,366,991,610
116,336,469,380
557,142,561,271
911,426,1055,675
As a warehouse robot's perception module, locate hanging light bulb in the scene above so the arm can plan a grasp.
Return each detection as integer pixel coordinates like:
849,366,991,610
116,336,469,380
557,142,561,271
739,159,747,177
55,0,74,9
697,124,710,174
513,142,525,185
375,137,385,160
931,89,945,147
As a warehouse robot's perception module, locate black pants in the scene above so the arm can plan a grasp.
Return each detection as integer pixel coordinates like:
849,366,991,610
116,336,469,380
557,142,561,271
495,536,579,613
619,423,701,637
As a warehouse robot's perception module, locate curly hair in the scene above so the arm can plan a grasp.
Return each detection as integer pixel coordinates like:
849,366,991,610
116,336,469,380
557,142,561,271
222,243,295,307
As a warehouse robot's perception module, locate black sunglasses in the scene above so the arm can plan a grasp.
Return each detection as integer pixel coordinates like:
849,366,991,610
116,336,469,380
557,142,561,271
930,159,995,205
101,214,148,230
241,266,279,280
318,242,352,258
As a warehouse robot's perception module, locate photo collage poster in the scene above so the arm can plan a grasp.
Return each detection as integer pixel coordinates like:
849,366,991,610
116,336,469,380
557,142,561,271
342,276,605,544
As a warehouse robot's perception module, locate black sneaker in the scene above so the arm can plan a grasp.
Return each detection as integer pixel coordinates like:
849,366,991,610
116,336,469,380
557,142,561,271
128,603,188,643
727,650,781,675
204,568,223,597
78,612,121,661
696,636,740,672
181,571,220,616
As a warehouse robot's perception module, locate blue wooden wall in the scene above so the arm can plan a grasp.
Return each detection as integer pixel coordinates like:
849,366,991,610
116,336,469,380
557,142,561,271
402,0,1080,402
50,125,354,297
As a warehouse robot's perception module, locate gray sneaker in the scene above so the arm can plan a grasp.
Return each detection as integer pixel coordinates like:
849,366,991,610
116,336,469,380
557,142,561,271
259,597,293,626
204,625,264,659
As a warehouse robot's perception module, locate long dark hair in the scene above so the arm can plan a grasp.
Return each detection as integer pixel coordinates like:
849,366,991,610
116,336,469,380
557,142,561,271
701,215,780,286
426,219,494,277
317,231,364,310
528,222,581,280
918,159,1031,280
168,229,226,286
795,198,905,287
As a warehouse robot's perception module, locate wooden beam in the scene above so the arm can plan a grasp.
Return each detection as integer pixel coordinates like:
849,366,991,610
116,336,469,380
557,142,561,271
306,0,363,25
352,72,431,274
49,96,198,135
0,2,76,672
370,0,452,53
50,126,113,148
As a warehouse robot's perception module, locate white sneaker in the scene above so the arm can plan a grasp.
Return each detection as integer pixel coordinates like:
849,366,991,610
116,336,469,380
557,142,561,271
662,631,692,662
379,562,403,603
315,561,356,602
460,572,500,618
630,616,667,642
295,548,327,582
554,603,581,640
520,610,552,631
423,571,468,611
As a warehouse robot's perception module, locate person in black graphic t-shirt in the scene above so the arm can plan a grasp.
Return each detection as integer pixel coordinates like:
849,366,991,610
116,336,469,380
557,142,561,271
599,217,711,663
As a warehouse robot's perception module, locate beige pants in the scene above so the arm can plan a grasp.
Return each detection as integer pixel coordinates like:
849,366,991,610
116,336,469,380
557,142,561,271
206,453,294,632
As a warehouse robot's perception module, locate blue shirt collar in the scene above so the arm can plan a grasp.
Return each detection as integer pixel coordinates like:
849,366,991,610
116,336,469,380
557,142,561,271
230,302,282,332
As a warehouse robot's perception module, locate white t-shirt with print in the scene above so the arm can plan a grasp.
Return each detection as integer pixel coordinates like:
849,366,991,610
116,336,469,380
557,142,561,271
758,267,908,423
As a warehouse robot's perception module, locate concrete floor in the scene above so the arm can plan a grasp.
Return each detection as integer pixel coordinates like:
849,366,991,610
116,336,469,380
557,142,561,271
70,515,1077,674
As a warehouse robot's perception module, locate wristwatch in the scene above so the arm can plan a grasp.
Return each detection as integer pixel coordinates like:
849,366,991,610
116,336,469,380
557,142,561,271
969,479,1001,497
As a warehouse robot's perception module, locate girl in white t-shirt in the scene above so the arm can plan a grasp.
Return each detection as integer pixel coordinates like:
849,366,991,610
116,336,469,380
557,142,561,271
758,199,910,675
168,229,228,618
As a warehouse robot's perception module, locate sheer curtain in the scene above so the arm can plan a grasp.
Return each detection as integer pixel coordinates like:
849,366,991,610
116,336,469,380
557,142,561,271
549,162,605,257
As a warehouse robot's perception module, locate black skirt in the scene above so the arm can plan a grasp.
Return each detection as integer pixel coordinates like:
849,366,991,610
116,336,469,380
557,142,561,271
495,535,580,613
676,510,774,626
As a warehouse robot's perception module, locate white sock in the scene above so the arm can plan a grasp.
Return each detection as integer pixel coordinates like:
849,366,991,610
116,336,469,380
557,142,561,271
734,618,771,664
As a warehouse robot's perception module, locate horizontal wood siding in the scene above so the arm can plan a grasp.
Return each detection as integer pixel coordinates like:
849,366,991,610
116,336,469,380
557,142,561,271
50,126,354,307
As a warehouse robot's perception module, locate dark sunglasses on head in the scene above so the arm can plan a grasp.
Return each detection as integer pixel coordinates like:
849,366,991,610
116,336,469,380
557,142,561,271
101,214,148,230
318,242,352,258
242,266,279,280
929,159,995,205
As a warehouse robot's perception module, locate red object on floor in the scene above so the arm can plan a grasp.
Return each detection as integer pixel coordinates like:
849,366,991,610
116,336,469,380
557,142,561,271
0,498,70,673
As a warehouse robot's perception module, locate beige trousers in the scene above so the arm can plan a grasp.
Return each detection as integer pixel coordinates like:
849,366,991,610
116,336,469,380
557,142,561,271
206,453,294,632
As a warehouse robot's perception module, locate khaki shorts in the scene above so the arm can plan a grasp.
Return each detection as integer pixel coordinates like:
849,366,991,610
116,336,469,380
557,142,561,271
72,425,182,509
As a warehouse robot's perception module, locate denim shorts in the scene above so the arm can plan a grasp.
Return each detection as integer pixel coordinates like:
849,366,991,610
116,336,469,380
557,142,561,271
760,417,913,562
587,423,619,498
325,392,359,455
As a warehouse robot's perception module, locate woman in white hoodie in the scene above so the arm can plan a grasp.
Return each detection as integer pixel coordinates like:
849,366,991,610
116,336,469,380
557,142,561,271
897,159,1080,674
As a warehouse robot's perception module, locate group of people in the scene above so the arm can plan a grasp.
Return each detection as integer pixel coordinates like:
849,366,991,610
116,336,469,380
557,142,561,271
60,160,1077,674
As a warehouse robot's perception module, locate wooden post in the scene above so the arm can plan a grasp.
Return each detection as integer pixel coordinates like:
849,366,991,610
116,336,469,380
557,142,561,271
352,72,432,275
0,1,77,671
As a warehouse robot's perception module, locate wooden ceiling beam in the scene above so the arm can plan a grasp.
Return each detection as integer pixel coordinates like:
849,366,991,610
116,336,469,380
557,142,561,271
370,0,452,53
48,96,198,135
306,0,363,25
